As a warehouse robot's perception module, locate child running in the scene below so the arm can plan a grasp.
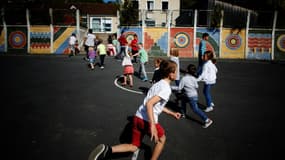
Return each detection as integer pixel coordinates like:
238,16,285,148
133,43,149,82
198,33,209,75
151,58,163,84
121,50,134,87
169,48,180,86
178,64,213,128
97,39,107,69
88,47,96,70
88,59,181,160
197,50,218,112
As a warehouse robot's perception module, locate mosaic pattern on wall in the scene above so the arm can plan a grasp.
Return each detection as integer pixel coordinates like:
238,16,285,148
196,28,220,58
30,26,51,54
7,27,27,52
144,28,168,56
221,29,245,59
274,31,285,60
247,31,272,60
0,27,5,52
170,28,194,58
53,27,76,54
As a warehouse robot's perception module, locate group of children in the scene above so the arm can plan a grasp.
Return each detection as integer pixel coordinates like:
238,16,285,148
176,50,217,129
88,46,218,160
86,39,107,70
68,29,107,70
121,42,149,87
68,31,217,160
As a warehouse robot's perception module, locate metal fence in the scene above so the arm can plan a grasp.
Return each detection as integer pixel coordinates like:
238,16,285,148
117,9,283,29
1,7,285,60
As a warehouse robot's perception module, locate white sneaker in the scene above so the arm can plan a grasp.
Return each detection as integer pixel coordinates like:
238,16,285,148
131,149,140,160
204,106,214,112
203,119,213,128
100,66,104,69
210,102,215,107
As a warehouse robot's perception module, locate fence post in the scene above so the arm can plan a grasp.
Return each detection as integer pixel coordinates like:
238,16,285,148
142,9,145,47
26,8,30,54
219,10,224,58
87,14,90,29
142,9,145,27
49,8,53,54
49,8,53,25
167,10,172,56
76,9,80,43
117,10,120,40
193,9,198,58
271,10,278,60
245,10,250,59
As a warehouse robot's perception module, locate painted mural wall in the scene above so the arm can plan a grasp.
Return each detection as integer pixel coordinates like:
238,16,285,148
275,31,285,60
30,26,51,54
120,27,143,44
196,28,220,58
220,29,246,59
1,25,285,61
53,27,76,54
144,28,168,56
0,27,4,53
170,28,194,58
7,27,27,53
247,30,272,60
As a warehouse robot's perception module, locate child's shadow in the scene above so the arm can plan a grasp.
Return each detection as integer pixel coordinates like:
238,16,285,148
111,116,152,160
138,86,149,95
134,71,140,79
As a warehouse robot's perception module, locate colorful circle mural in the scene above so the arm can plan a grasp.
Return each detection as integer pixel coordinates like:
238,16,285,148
9,31,26,49
225,34,241,50
174,32,190,48
124,31,136,43
277,34,285,52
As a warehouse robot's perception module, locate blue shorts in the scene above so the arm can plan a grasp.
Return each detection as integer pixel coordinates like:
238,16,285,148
89,58,95,63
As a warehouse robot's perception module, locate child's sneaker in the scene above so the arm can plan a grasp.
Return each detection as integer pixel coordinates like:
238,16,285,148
203,119,213,128
88,144,112,160
131,149,140,160
141,77,148,82
204,106,214,112
210,102,215,107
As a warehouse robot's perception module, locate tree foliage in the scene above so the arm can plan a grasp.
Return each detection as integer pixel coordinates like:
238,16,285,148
119,0,139,26
181,0,199,9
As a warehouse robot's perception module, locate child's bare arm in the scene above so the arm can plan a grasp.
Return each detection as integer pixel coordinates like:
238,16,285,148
163,107,181,119
146,95,161,143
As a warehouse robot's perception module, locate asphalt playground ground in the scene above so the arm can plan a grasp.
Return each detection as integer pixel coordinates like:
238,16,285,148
1,54,285,160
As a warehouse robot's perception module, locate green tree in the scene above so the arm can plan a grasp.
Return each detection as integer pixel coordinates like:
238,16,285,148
119,0,139,26
181,0,199,9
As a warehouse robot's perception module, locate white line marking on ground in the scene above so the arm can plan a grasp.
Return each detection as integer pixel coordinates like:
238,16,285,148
114,76,144,95
114,72,154,94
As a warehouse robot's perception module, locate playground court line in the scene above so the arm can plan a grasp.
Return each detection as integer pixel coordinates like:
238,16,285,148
114,72,154,95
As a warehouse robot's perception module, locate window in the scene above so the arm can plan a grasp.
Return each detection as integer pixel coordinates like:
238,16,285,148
145,20,155,26
90,17,112,33
103,18,112,32
162,1,168,11
147,1,154,11
91,18,101,32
